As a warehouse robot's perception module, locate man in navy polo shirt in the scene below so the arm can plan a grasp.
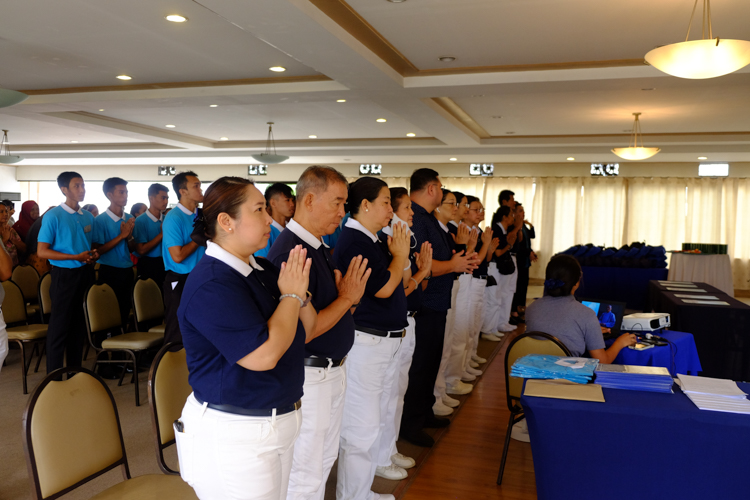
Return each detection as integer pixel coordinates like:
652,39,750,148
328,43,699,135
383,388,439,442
134,183,169,286
400,168,480,448
162,171,205,345
38,171,98,374
267,166,370,500
93,177,136,327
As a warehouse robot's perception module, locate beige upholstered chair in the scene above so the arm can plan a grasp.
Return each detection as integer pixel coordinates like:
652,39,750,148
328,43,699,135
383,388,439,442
22,366,198,500
83,283,163,406
132,278,166,335
11,265,41,320
37,272,52,324
148,343,192,475
1,280,47,394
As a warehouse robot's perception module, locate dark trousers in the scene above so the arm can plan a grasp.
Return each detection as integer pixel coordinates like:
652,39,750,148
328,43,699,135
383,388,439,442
400,307,447,435
163,270,189,345
137,256,166,289
513,264,530,311
98,265,134,328
46,265,94,374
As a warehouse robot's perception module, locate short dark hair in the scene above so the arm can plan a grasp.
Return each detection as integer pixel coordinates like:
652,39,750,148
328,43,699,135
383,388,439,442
348,177,388,216
466,195,480,205
410,168,439,193
441,189,454,204
452,191,466,204
103,177,127,195
499,190,515,205
390,187,409,212
1,200,13,209
148,183,169,197
202,177,255,239
497,205,513,219
172,171,198,196
296,166,348,200
57,171,83,189
264,183,294,204
130,203,146,216
544,255,582,298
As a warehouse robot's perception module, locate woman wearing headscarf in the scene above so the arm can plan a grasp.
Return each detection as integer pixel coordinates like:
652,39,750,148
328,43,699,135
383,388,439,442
12,201,40,242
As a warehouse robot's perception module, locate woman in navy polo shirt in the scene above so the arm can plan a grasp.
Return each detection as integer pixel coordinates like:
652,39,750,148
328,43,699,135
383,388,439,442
333,177,410,500
176,176,316,500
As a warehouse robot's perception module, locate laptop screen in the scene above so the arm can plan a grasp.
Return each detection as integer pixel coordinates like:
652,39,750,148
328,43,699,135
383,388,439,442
577,298,627,338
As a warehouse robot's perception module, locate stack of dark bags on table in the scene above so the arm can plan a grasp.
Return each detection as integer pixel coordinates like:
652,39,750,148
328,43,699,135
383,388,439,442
594,364,674,393
511,355,599,384
558,242,667,269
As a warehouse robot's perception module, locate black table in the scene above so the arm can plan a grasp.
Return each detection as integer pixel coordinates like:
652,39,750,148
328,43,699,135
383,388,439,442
576,266,668,310
646,280,750,380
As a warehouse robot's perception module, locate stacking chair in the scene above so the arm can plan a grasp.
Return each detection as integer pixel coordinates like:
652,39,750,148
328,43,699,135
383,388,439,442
1,280,47,394
22,366,198,500
83,283,163,406
132,278,166,334
148,342,192,475
11,265,41,320
497,331,571,485
37,272,52,324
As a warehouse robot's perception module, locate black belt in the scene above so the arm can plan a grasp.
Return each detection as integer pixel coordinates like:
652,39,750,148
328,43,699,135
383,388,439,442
304,357,346,368
477,275,488,280
355,325,406,338
195,396,301,417
407,311,418,317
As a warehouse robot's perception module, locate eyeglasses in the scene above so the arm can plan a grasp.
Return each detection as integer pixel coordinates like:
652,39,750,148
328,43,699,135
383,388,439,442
442,201,459,207
469,208,485,214
460,203,470,209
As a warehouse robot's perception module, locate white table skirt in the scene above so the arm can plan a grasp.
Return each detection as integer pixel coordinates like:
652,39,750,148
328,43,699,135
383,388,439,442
668,253,734,296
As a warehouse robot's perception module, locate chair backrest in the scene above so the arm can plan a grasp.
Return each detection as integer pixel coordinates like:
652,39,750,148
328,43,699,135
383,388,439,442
133,278,164,326
22,367,129,500
38,272,52,318
504,331,572,408
148,342,191,474
1,280,29,325
84,284,122,334
12,265,40,303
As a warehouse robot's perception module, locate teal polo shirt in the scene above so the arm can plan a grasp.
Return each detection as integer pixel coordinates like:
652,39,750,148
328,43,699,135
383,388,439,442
133,209,163,258
162,203,205,274
38,203,95,269
254,219,283,258
93,209,134,268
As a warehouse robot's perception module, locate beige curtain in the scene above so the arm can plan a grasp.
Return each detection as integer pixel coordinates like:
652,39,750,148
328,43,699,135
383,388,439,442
729,179,750,289
483,177,536,222
577,177,627,249
625,177,688,252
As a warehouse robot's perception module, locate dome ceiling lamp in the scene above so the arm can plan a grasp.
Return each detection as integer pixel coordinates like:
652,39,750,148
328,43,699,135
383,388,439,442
644,0,750,79
0,88,28,108
0,130,23,164
251,122,289,164
612,113,661,161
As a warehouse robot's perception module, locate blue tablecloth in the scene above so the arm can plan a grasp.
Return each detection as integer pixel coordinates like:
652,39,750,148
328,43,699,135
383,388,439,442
608,330,702,376
576,267,668,310
521,381,750,500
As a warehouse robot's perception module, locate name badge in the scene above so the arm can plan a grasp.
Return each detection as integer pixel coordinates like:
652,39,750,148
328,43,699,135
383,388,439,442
84,224,92,233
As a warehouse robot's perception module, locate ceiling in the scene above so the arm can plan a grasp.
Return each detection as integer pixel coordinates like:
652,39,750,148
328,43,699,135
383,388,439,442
1,0,750,170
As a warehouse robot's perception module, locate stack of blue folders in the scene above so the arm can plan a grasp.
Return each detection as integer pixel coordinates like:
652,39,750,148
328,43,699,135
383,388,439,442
594,364,674,393
511,355,599,384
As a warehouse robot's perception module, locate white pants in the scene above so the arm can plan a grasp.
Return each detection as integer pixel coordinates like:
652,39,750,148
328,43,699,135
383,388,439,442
0,310,7,375
337,331,402,500
177,393,302,500
466,277,487,363
445,274,473,386
379,315,416,465
287,365,346,500
482,262,502,333
495,256,518,330
434,280,460,402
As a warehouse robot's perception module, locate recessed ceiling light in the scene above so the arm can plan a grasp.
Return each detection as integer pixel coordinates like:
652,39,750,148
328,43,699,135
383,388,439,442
642,88,656,91
387,0,407,3
449,158,457,161
309,135,317,139
439,56,456,62
209,104,218,108
116,75,132,80
344,158,351,161
506,131,515,135
336,99,346,103
70,140,78,143
165,124,176,128
165,14,188,23
567,157,575,161
98,109,105,112
220,137,229,141
269,66,286,72
492,115,502,119
406,133,416,137
698,156,708,160
376,118,387,123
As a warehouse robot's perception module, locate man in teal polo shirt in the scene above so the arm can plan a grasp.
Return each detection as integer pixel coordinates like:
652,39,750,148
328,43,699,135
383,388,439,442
38,171,98,374
134,183,169,286
93,177,136,328
162,171,205,345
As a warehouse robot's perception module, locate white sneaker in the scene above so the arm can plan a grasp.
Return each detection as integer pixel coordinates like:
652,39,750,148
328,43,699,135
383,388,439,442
391,452,416,469
472,354,487,364
481,333,502,342
466,365,482,376
370,494,395,500
460,371,477,382
375,464,408,480
470,360,480,368
510,419,530,443
442,394,460,407
432,400,454,416
447,381,473,395
497,323,516,333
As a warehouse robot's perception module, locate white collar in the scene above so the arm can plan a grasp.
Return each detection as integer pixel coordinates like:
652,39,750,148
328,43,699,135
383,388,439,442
448,220,458,227
496,222,508,234
60,203,83,215
345,217,378,243
205,241,263,277
146,209,163,223
105,208,126,222
438,220,449,232
177,203,195,216
287,218,328,250
271,219,285,233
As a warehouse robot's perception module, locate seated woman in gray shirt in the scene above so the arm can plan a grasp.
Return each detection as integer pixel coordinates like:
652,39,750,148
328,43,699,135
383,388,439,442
525,255,635,363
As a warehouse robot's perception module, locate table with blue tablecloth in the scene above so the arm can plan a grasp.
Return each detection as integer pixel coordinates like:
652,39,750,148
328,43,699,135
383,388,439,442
521,380,750,500
576,267,668,310
607,330,702,376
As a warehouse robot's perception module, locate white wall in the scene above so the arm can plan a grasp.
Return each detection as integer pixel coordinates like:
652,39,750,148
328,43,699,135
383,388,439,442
0,165,20,194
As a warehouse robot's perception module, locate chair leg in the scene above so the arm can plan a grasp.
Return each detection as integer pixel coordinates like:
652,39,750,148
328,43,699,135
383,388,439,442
34,343,45,373
83,341,90,361
117,357,128,386
497,410,522,485
125,350,140,406
15,341,29,395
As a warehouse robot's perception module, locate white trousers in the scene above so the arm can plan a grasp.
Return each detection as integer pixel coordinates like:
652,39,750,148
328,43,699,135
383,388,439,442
482,262,502,333
379,315,416,465
466,277,487,362
0,310,7,375
337,331,402,500
434,280,460,402
177,393,302,500
495,256,518,330
286,365,346,500
445,274,474,386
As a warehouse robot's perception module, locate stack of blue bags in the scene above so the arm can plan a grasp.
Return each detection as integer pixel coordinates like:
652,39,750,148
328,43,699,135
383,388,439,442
558,242,667,269
511,355,599,384
594,364,674,393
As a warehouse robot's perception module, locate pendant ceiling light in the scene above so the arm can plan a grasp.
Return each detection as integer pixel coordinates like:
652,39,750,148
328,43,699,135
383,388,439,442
251,122,289,164
0,88,28,108
612,113,660,161
0,130,23,164
645,0,750,79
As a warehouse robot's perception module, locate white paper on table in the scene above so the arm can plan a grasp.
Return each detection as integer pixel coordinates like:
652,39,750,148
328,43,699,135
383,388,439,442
681,299,731,305
677,373,748,397
667,287,706,292
674,294,721,300
659,281,696,285
665,284,699,288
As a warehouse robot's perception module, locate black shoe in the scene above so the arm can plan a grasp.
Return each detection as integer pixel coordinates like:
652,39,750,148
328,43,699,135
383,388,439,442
509,316,520,325
424,416,451,428
400,430,435,448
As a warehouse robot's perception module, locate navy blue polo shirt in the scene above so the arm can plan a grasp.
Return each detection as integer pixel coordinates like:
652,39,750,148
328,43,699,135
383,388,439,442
133,209,163,258
411,201,452,311
267,219,355,360
38,203,95,269
178,242,305,409
93,209,134,268
333,219,407,331
406,252,423,312
493,222,510,264
473,227,489,277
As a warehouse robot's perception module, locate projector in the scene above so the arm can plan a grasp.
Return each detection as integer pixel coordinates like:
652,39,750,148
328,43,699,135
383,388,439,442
621,313,671,332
